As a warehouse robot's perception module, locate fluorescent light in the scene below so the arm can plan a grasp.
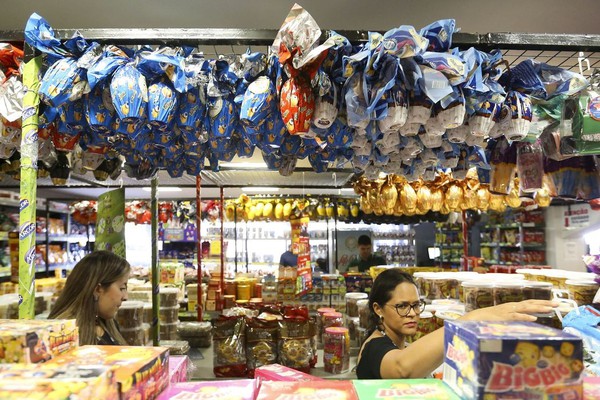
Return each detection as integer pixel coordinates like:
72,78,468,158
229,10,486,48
141,187,182,192
220,161,268,169
241,187,280,192
340,188,356,192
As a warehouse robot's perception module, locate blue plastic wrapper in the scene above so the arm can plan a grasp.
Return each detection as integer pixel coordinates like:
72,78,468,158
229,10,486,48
308,151,329,173
87,47,129,91
24,13,72,59
296,137,322,159
177,85,206,134
280,133,302,156
84,81,115,132
502,59,589,100
240,76,276,128
237,134,256,158
378,79,408,133
325,118,354,149
240,51,268,83
419,65,453,103
505,91,533,141
262,111,288,148
379,25,429,59
124,156,158,180
110,64,148,123
147,77,179,130
365,121,384,142
167,155,185,178
58,99,87,132
207,96,237,140
262,149,283,170
113,117,145,137
312,80,339,129
138,49,188,93
343,51,370,128
40,57,88,108
419,19,456,52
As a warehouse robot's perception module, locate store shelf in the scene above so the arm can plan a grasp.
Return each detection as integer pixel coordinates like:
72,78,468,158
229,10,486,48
438,244,464,249
36,234,95,243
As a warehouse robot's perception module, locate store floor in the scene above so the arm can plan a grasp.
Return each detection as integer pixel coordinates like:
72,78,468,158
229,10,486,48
186,343,359,380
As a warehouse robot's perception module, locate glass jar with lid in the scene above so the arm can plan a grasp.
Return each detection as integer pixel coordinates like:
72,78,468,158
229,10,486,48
462,281,494,312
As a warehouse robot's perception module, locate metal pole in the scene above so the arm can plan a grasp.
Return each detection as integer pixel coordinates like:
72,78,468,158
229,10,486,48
18,43,41,319
219,187,225,309
462,210,469,271
196,175,203,321
151,177,160,345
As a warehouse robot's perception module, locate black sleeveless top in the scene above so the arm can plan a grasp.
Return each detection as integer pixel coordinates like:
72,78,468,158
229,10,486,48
356,336,397,379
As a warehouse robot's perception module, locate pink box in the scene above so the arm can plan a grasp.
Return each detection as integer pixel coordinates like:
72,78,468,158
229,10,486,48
257,381,358,400
584,376,600,399
254,363,324,382
168,356,188,384
157,379,257,400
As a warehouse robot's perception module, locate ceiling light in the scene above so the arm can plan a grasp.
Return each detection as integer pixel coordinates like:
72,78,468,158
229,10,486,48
220,161,268,169
340,188,356,192
141,187,183,192
241,187,280,192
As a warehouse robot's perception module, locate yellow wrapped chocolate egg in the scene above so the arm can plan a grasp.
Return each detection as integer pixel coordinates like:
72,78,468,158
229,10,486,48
534,188,551,207
476,187,490,211
440,201,451,214
283,202,292,218
463,188,478,210
430,188,444,212
350,203,359,217
225,203,235,221
316,203,326,217
400,183,417,213
247,205,256,221
325,202,334,218
254,202,264,218
274,202,284,220
360,196,372,214
381,176,398,214
505,187,522,208
263,202,273,218
416,185,433,214
489,194,506,212
445,184,464,211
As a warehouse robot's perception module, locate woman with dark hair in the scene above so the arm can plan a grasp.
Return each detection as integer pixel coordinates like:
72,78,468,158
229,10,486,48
356,268,558,379
49,250,130,346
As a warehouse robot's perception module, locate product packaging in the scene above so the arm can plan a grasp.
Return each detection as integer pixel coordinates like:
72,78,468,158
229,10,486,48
157,379,257,400
352,379,461,399
0,319,78,364
254,363,325,382
443,320,583,399
256,380,358,400
168,355,189,384
0,363,118,400
46,345,169,400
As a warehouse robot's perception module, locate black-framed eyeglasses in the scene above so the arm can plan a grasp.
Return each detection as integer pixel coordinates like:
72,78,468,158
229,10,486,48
386,300,426,317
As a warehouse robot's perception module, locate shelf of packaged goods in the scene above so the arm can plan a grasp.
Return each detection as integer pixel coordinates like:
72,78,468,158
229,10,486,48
484,224,519,229
483,261,547,266
437,244,464,249
36,234,95,243
521,223,545,228
161,240,196,243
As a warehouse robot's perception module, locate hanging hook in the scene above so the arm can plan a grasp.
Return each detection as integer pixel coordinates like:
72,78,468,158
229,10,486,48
119,177,124,189
578,51,591,76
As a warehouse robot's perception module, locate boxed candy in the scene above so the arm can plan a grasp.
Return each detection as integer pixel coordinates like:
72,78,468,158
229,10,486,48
168,355,189,384
46,345,169,400
157,379,257,400
257,380,358,400
255,363,325,382
352,379,461,400
0,319,78,364
0,363,118,400
443,320,583,400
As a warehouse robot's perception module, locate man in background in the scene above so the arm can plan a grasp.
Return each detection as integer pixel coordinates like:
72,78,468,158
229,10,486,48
347,235,386,273
279,245,298,267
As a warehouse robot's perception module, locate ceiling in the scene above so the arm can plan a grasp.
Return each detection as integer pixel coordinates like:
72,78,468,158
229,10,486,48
2,1,600,201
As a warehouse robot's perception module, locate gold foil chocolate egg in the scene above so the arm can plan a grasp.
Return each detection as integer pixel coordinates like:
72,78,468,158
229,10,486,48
430,188,444,212
534,188,551,207
381,177,399,213
416,185,433,214
476,187,490,211
445,184,464,211
400,183,418,213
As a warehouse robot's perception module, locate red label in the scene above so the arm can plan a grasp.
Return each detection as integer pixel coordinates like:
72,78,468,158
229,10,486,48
485,361,571,392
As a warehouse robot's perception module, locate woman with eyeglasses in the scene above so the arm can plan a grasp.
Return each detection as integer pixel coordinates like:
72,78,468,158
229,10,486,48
356,268,558,379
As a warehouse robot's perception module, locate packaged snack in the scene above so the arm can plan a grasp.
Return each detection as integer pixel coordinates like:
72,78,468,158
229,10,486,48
168,355,188,384
160,340,190,356
246,317,279,374
278,313,312,373
0,363,118,400
522,281,553,301
462,281,494,312
493,282,525,305
46,345,169,400
157,379,257,400
323,327,350,374
120,327,145,346
255,363,324,382
565,279,599,306
352,379,461,399
443,320,583,400
257,380,358,400
213,316,247,377
117,300,144,330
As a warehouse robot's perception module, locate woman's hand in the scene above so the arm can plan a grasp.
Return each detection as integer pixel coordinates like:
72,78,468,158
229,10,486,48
461,299,559,322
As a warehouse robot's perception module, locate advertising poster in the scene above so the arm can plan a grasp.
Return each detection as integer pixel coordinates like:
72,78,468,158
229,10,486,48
95,188,126,257
290,216,312,295
336,230,371,272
